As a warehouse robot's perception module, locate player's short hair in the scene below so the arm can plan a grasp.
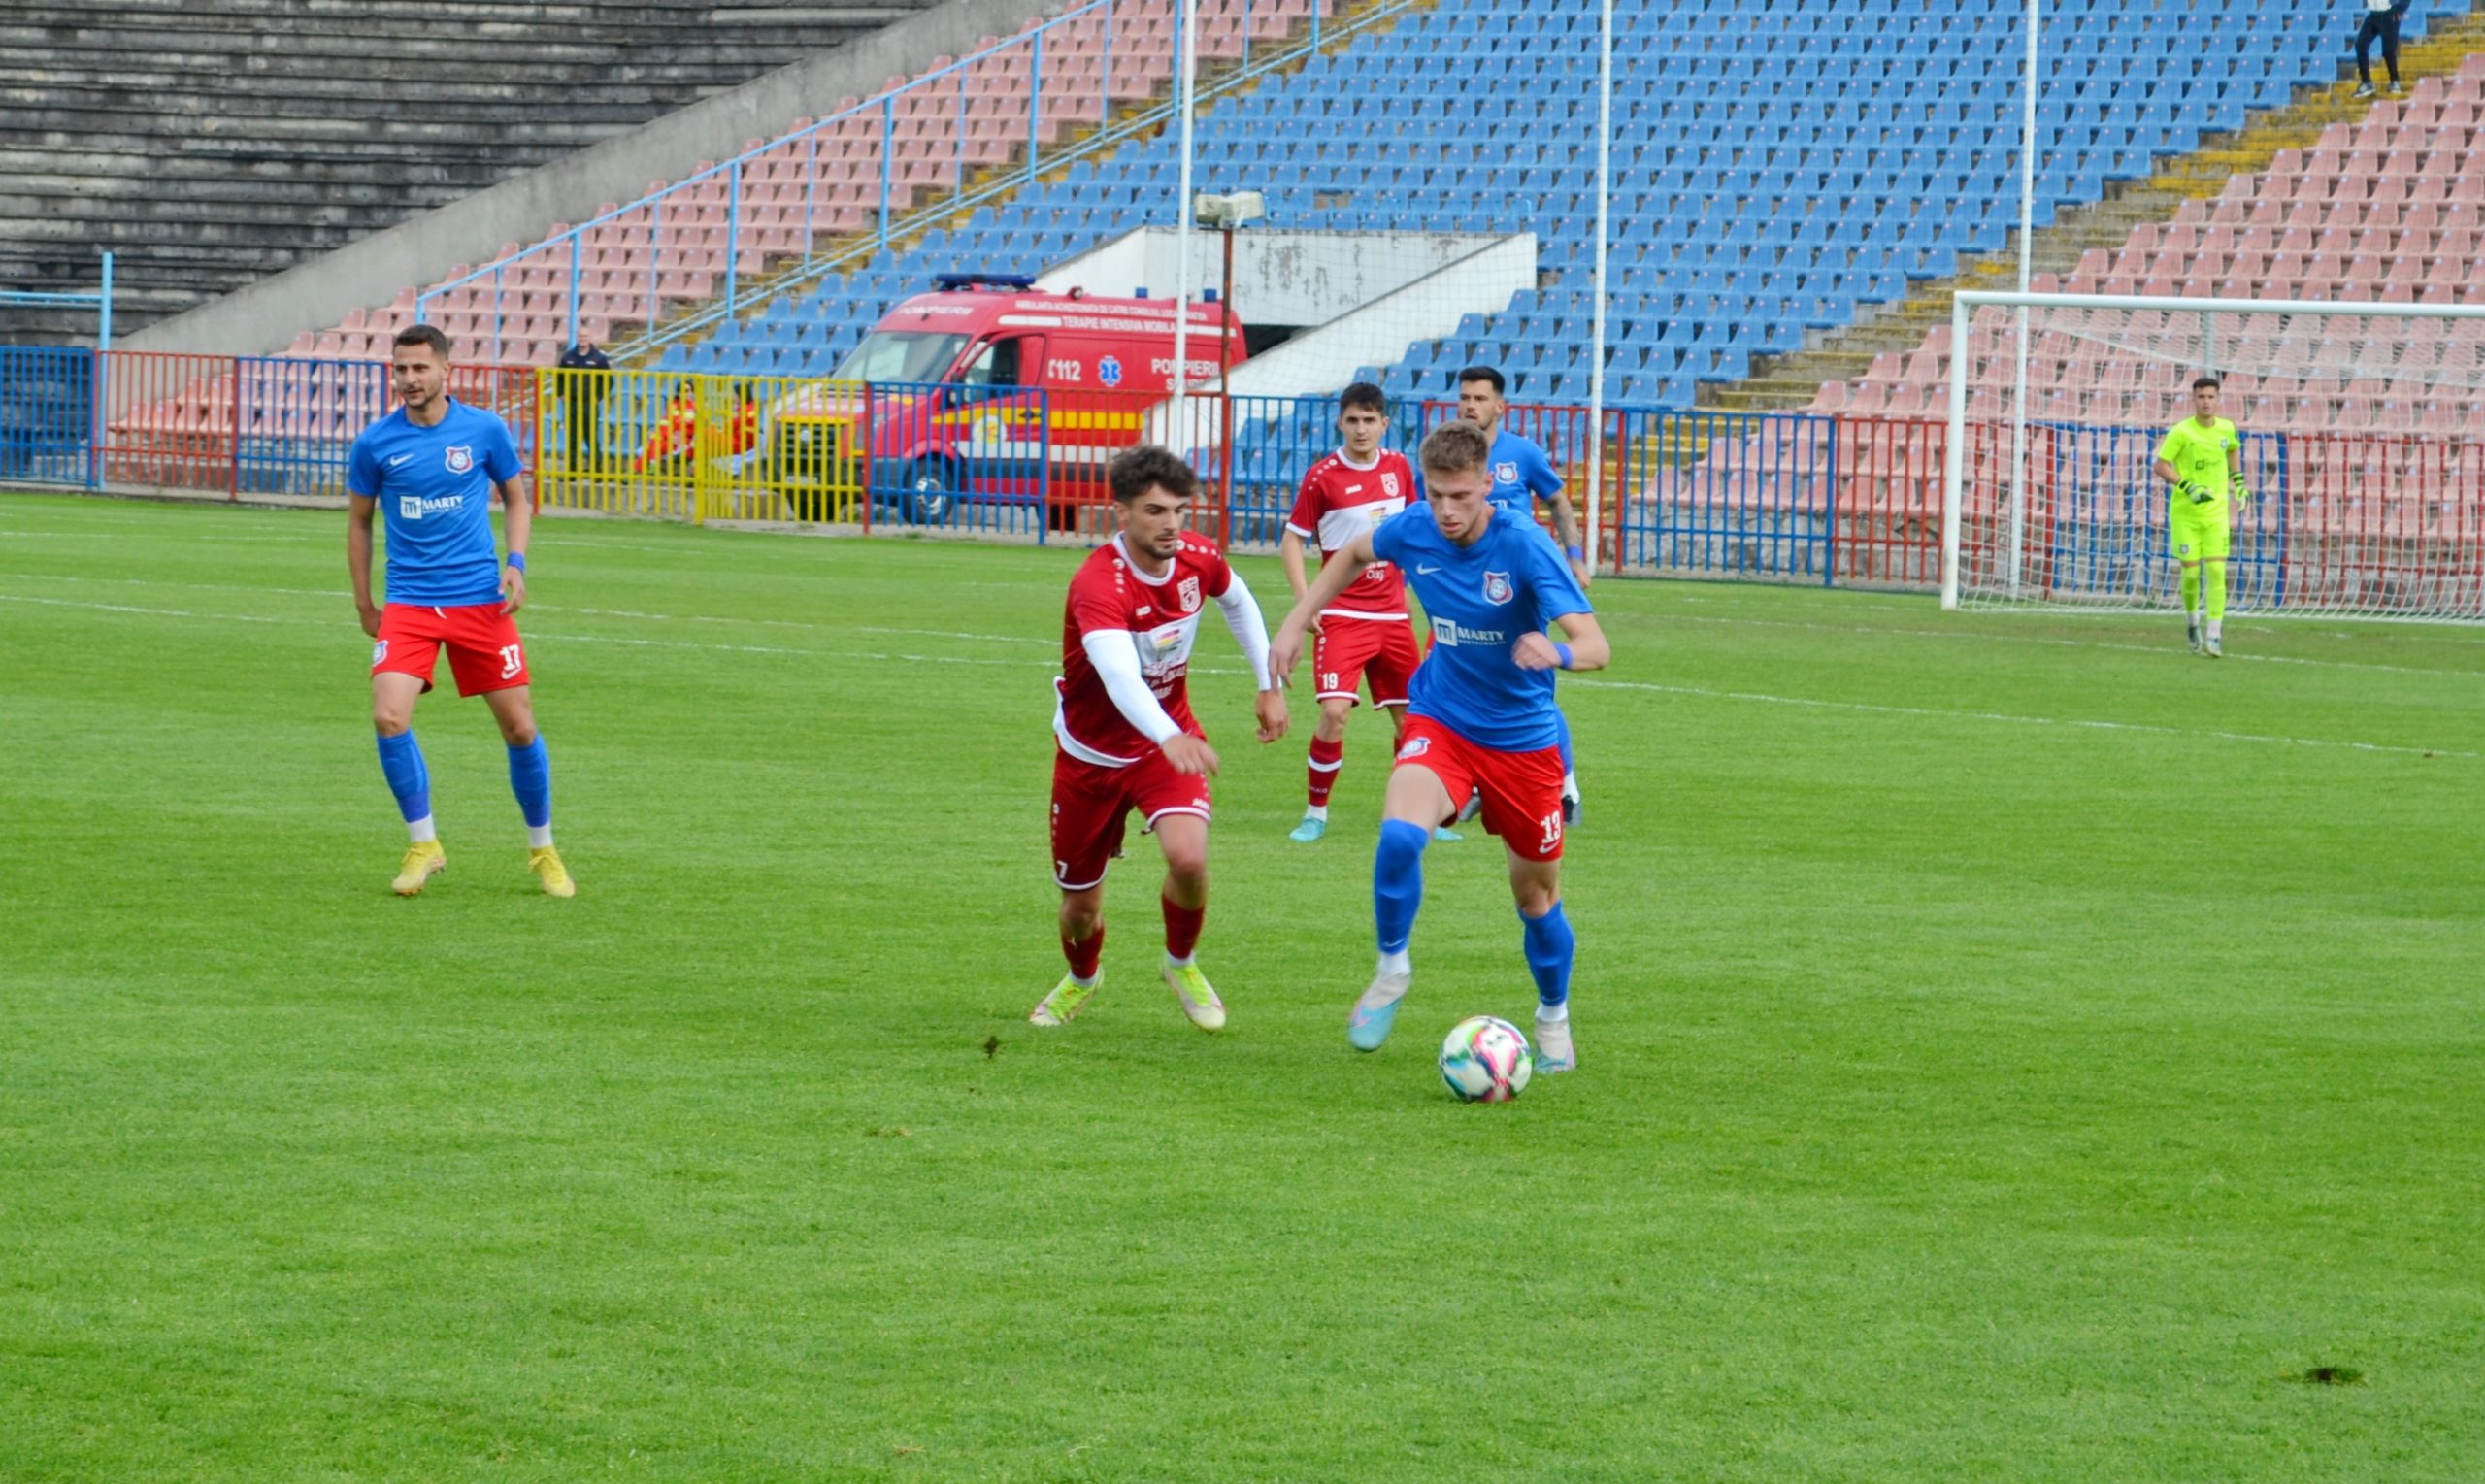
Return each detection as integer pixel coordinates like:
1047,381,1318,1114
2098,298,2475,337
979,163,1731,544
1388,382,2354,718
1456,365,1506,395
1339,381,1386,415
1108,444,1197,504
2192,374,2222,391
1418,419,1492,478
393,324,452,361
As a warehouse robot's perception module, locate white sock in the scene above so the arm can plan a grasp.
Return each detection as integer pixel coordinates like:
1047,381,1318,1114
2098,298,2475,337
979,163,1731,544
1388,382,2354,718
1166,952,1196,970
408,815,437,844
1303,805,1329,822
1377,947,1410,977
526,825,553,849
2206,619,2222,641
1071,970,1098,988
1537,1000,1570,1023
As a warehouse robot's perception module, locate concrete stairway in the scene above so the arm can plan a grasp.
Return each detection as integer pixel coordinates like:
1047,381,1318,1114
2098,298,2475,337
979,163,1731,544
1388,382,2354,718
0,0,933,343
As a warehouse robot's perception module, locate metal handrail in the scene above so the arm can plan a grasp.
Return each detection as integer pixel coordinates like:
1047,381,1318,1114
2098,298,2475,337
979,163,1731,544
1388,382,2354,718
412,0,1420,365
619,0,1426,360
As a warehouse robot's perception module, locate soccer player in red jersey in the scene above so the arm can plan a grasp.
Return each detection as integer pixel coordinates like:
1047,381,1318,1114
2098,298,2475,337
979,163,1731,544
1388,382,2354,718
1277,382,1442,843
1034,445,1289,1032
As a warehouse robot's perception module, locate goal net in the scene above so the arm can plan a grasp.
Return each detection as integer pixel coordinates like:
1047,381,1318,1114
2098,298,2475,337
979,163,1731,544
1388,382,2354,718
1940,291,2485,620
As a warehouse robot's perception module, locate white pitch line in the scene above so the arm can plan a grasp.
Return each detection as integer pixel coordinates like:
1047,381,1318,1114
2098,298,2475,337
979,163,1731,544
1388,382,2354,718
3,589,2468,759
1565,675,2474,759
1637,609,2485,679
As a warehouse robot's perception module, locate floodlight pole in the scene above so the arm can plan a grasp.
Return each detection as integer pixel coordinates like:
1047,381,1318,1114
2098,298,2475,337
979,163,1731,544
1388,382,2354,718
2005,0,2039,600
1220,221,1236,393
1586,0,1612,572
1941,291,1970,610
1172,0,1199,400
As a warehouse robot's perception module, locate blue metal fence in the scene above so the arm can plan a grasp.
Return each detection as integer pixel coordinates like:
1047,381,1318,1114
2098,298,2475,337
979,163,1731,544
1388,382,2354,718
0,346,94,487
2024,423,2291,608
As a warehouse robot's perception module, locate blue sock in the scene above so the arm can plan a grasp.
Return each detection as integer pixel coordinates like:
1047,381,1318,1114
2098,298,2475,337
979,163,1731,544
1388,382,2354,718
507,736,552,838
1555,709,1574,775
1520,901,1574,1010
1373,818,1432,955
376,730,431,826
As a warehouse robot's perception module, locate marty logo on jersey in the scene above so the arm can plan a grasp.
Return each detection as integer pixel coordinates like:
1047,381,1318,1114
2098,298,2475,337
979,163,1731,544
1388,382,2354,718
1374,506,1589,754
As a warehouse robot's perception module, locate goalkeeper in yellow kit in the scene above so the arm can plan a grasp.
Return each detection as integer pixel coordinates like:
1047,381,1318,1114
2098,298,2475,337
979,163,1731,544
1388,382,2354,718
2154,375,2248,658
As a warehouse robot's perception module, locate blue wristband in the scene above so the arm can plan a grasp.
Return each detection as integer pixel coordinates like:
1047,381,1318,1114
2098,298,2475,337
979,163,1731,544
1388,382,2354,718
1553,643,1574,671
1564,544,1585,562
506,551,527,573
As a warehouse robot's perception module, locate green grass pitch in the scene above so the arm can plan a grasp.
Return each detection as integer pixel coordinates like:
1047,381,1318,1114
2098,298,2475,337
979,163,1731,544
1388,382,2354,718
3,489,2481,1481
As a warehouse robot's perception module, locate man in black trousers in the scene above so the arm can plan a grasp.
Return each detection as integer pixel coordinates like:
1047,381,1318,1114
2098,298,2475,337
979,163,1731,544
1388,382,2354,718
2354,0,2412,99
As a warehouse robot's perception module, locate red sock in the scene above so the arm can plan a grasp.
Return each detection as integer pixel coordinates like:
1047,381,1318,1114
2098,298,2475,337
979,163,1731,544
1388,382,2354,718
1062,921,1104,980
1162,894,1206,961
1307,736,1345,808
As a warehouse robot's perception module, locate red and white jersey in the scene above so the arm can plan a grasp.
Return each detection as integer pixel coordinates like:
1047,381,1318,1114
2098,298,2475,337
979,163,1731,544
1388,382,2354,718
1286,448,1413,619
1054,532,1235,767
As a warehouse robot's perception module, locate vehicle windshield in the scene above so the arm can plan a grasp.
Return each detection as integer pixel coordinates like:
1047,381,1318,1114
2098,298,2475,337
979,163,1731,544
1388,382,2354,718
832,331,968,385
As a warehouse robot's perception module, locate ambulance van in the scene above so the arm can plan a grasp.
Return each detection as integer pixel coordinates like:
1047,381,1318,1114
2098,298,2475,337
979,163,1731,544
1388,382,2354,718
772,274,1245,523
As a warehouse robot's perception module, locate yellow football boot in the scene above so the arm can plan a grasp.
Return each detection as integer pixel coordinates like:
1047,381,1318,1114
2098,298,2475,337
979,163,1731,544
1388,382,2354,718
528,845,577,898
391,840,446,897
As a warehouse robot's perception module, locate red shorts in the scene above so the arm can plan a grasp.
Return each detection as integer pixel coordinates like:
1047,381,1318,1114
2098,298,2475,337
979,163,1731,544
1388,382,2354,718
1392,714,1567,860
1050,744,1212,890
1313,614,1421,709
372,602,531,697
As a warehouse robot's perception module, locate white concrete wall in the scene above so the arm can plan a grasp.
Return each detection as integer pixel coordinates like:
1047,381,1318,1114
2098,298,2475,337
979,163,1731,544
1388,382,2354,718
1220,235,1536,400
125,0,1041,357
1038,229,1516,328
1134,231,1537,451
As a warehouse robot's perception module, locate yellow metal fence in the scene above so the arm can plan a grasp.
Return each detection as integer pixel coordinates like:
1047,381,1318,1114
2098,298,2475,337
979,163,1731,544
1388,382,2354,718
535,368,866,524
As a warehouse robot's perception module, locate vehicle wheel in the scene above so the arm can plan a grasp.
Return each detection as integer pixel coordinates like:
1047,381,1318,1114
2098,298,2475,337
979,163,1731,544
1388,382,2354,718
902,460,956,525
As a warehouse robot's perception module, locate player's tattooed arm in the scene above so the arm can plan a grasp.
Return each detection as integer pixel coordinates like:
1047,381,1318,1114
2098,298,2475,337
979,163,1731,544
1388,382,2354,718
497,475,532,614
1268,533,1376,684
347,493,382,638
1542,492,1593,586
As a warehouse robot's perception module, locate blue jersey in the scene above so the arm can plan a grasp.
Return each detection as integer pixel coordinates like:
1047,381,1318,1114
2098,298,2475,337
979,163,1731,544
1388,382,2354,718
1371,503,1591,753
347,399,522,607
1485,429,1564,525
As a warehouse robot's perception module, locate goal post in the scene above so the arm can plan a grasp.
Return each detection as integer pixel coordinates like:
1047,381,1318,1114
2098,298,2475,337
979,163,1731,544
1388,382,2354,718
1940,290,2485,620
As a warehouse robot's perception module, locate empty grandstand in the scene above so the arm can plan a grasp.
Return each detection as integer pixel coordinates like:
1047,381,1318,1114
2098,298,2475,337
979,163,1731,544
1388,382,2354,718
0,0,936,343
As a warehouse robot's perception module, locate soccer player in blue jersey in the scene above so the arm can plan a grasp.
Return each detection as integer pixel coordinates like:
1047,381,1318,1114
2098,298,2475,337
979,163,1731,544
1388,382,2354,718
1270,419,1609,1072
1457,364,1586,823
347,324,574,898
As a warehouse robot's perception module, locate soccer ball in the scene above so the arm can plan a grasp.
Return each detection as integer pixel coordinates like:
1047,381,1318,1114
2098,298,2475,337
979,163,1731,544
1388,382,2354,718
1439,1015,1533,1103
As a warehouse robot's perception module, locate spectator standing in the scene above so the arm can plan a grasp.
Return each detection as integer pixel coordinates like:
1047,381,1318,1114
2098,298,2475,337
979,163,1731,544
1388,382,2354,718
554,340,612,468
2354,0,2411,99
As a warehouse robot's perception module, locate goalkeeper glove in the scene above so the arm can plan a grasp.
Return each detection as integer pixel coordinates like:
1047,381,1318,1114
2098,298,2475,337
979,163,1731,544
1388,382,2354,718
2231,478,2250,505
2179,479,2213,505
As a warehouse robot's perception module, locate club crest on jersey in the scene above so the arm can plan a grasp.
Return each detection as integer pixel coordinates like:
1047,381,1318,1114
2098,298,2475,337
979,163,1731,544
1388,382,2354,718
1380,471,1401,497
1495,461,1519,485
1482,570,1514,606
1176,576,1201,613
444,445,474,474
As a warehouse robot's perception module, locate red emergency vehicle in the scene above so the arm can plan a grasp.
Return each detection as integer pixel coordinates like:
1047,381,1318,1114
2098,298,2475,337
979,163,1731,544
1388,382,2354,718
771,274,1245,522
